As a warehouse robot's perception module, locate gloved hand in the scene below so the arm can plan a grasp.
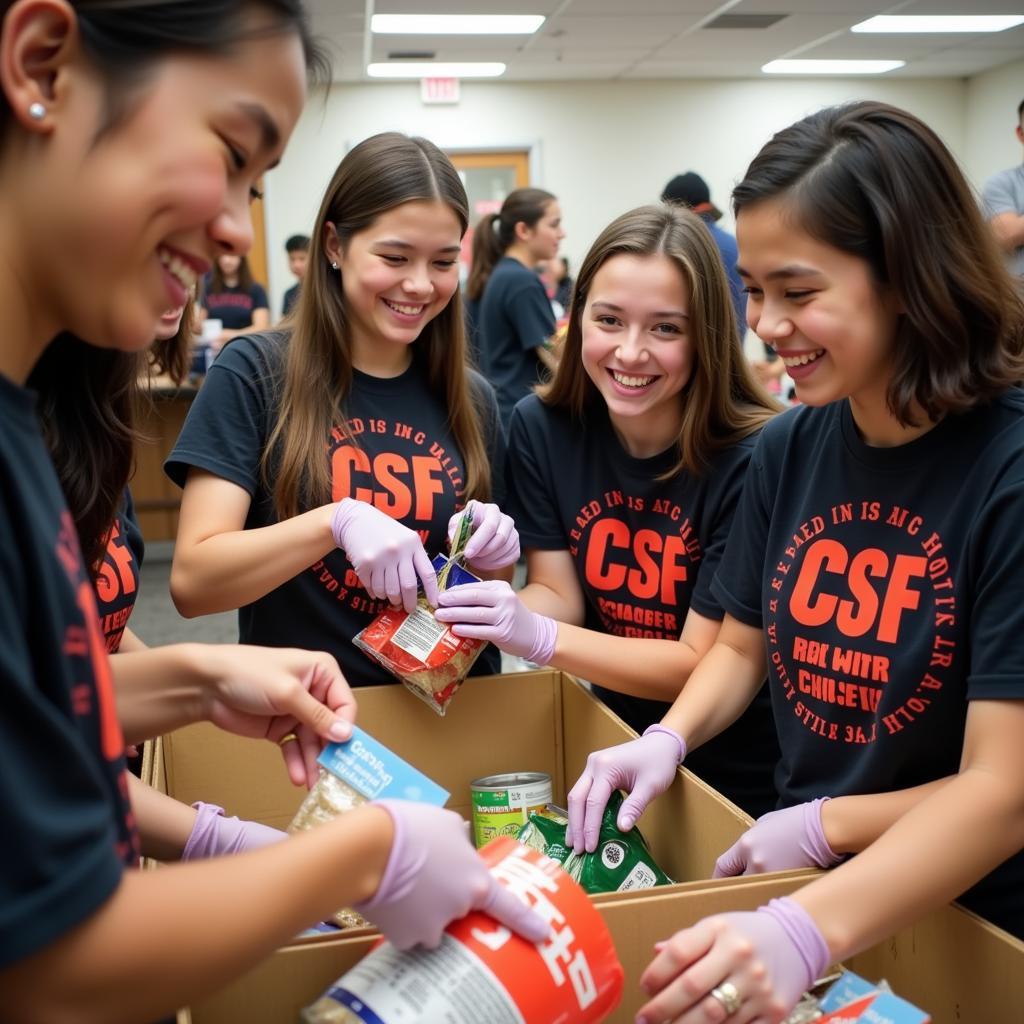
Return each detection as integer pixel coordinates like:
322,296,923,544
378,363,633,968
566,725,685,855
354,800,551,951
637,897,831,1023
331,498,439,612
449,500,520,571
713,797,843,878
434,580,556,664
182,802,287,860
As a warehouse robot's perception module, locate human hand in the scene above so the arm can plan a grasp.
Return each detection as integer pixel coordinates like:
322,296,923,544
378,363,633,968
181,801,286,860
566,725,685,855
332,498,439,611
449,500,520,571
353,800,551,951
636,897,830,1024
434,580,556,663
199,645,357,788
713,798,842,878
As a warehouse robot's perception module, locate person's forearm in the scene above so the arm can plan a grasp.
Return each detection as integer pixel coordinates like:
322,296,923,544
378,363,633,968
171,504,336,617
473,564,515,584
991,212,1024,252
518,580,583,624
0,806,393,1024
660,637,766,751
794,767,1024,961
127,774,197,862
116,626,147,652
821,776,954,855
548,623,700,702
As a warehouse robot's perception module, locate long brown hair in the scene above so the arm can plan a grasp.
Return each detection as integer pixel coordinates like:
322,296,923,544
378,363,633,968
265,132,492,520
208,253,256,295
540,204,780,477
28,305,192,574
733,101,1024,422
465,187,556,301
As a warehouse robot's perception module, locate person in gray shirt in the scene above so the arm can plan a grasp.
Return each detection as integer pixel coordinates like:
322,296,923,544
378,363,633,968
982,98,1024,276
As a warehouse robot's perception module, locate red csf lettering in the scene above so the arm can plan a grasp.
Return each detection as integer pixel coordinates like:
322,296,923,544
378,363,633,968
586,521,688,604
331,446,445,522
586,519,629,591
790,538,927,644
95,522,136,603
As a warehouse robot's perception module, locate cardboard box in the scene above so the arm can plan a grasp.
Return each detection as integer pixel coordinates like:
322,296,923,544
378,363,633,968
157,670,757,886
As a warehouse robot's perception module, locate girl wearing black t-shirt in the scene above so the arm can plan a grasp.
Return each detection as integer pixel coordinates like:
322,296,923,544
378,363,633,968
569,102,1024,1023
201,252,270,350
0,5,544,1019
167,133,518,686
437,204,783,817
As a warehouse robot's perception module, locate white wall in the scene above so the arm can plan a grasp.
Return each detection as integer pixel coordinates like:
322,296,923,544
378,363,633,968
964,57,1024,191
264,76,967,308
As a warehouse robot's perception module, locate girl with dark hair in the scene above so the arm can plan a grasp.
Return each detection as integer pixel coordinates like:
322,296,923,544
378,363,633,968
464,187,565,426
201,252,270,350
437,204,782,817
568,101,1024,1022
167,132,518,689
0,4,544,1018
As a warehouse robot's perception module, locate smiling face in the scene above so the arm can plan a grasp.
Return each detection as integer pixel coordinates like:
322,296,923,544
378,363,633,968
736,199,900,410
581,253,694,452
7,11,306,357
327,200,463,364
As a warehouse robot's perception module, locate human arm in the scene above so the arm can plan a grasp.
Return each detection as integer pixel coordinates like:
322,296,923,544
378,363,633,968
111,643,356,787
0,799,548,1024
983,173,1024,253
215,306,270,349
115,626,146,652
990,212,1024,253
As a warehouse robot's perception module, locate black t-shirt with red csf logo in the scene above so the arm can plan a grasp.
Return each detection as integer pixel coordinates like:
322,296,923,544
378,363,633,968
165,332,503,686
0,373,138,970
96,490,144,652
506,393,780,818
712,392,1024,937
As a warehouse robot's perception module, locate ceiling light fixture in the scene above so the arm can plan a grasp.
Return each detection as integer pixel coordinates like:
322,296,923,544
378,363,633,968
762,59,905,75
852,15,1024,34
367,62,507,78
371,15,545,35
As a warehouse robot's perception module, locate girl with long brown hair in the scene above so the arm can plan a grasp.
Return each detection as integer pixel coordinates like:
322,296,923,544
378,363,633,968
437,204,783,817
167,132,519,687
570,102,1024,1023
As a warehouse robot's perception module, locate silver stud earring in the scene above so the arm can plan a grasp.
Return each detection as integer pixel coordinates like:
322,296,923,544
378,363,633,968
28,102,46,121
331,261,338,270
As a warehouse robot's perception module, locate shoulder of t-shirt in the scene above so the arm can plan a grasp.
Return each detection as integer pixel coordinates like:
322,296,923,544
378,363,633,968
214,330,287,377
509,391,572,438
251,282,269,305
971,388,1024,481
496,258,544,293
753,402,838,464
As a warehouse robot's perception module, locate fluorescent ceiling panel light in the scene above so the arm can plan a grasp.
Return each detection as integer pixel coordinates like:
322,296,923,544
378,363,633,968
367,62,507,78
371,15,544,35
762,59,905,74
852,15,1024,34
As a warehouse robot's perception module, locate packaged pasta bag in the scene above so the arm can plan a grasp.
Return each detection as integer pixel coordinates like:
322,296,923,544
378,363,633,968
517,794,673,895
352,508,487,715
289,725,449,929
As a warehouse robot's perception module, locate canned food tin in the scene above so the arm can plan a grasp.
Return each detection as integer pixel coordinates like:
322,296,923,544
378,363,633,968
471,772,553,848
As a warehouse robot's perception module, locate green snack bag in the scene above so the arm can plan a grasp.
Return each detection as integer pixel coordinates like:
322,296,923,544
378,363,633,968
516,794,673,894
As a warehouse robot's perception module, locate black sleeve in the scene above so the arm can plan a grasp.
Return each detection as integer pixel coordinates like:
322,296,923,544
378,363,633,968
164,337,272,494
508,279,556,353
469,371,507,508
966,480,1024,701
689,438,756,622
251,283,269,311
710,430,776,628
0,524,122,968
504,398,567,550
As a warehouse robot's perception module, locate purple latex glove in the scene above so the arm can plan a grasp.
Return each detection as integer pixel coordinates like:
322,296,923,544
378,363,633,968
331,498,439,612
449,500,520,571
434,580,556,663
354,799,551,951
181,802,287,860
566,725,685,855
713,797,843,878
637,897,831,1023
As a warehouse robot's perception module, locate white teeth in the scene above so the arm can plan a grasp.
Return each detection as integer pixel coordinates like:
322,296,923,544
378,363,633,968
611,371,656,389
383,298,426,316
157,247,198,292
782,350,825,368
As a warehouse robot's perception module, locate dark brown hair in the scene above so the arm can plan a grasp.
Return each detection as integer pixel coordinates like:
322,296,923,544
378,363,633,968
264,132,492,520
208,253,256,295
733,101,1024,423
540,204,780,477
466,187,556,301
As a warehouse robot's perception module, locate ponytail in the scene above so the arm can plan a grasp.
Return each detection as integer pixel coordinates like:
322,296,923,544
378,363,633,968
466,188,555,300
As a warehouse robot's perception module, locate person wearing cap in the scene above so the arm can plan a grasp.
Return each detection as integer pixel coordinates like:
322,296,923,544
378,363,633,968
663,172,787,393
